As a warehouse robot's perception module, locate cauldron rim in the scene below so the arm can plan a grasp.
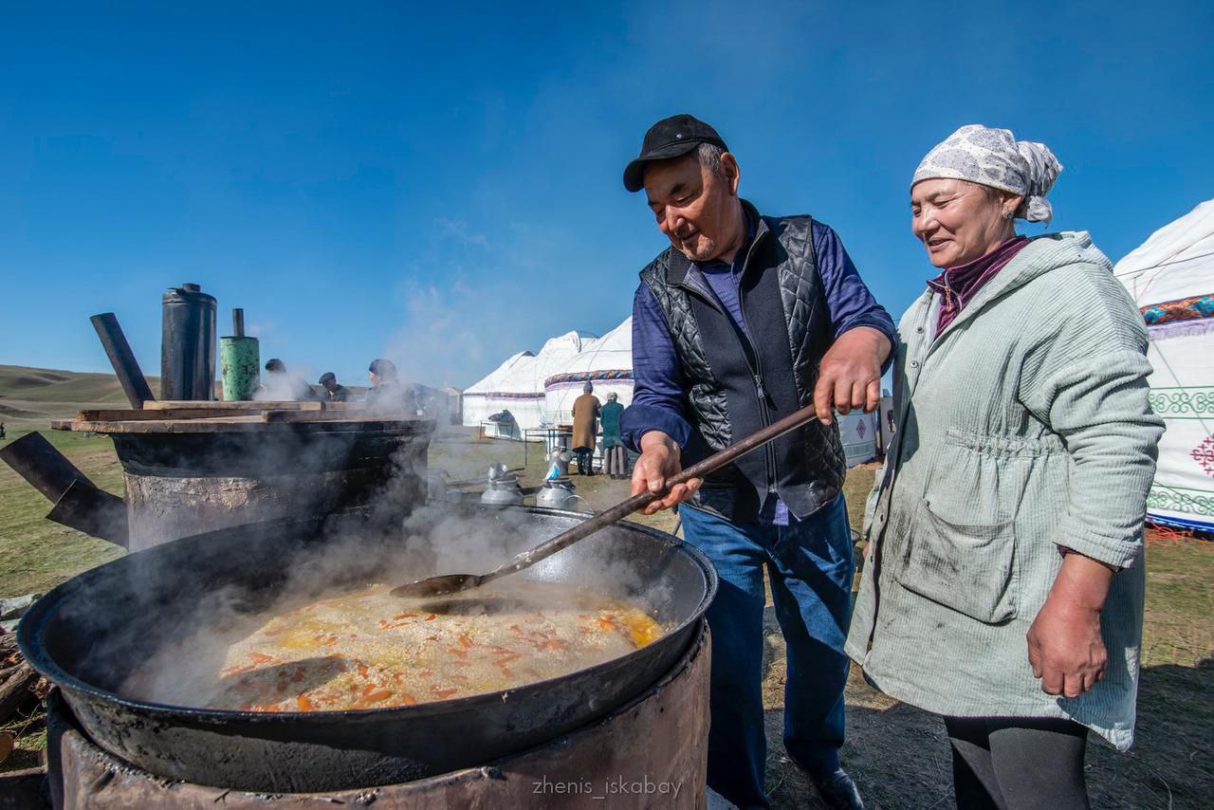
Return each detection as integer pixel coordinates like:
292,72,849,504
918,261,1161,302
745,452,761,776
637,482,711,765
18,507,717,724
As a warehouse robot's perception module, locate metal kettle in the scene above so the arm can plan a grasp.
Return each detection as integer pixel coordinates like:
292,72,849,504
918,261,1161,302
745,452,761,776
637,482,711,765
536,478,578,510
480,463,524,507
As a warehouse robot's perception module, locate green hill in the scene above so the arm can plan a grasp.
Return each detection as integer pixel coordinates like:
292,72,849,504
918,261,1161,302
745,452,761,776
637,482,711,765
0,364,160,426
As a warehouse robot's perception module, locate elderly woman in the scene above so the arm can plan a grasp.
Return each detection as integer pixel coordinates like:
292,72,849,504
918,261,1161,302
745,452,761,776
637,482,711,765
845,126,1163,809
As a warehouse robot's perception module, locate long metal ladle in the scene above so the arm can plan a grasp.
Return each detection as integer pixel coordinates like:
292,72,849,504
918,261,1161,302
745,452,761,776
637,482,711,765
391,403,825,599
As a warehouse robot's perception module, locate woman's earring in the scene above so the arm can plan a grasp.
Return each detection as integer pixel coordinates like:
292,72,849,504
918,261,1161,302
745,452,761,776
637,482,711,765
1004,211,1014,220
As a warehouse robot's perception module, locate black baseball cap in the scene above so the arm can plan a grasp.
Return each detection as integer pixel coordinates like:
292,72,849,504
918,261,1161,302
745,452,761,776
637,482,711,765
622,114,729,192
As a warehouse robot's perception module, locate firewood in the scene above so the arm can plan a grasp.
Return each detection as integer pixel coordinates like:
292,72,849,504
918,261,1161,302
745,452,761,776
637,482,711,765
0,664,38,724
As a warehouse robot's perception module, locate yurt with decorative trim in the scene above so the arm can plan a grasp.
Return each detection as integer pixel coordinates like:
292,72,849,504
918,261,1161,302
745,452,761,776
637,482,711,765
543,318,635,420
1114,199,1214,532
462,331,601,431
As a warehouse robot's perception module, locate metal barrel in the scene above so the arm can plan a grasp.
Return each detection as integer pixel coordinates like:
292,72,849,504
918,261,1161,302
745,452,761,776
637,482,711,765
161,283,217,401
219,336,260,401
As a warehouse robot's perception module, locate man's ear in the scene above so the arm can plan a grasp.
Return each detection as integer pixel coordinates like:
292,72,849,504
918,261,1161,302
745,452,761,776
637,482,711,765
721,152,741,196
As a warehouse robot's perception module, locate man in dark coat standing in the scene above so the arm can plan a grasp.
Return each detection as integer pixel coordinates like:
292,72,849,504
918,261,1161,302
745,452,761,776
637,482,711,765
620,115,895,809
570,381,601,475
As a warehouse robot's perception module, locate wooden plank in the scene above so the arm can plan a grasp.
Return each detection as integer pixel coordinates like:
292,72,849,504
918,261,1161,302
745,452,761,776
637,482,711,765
0,767,46,810
144,400,324,411
54,416,431,434
259,409,382,423
77,408,232,422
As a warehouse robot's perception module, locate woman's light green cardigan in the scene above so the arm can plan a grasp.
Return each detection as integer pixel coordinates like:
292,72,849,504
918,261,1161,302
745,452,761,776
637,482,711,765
845,233,1165,751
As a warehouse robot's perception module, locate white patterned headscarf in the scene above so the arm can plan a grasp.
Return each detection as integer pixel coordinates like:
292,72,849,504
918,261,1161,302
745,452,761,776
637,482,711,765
912,125,1063,223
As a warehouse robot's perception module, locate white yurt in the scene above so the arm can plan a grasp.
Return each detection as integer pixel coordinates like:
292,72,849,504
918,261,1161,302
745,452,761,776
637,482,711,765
542,318,636,421
1114,199,1214,533
838,407,880,468
460,351,541,436
462,330,607,433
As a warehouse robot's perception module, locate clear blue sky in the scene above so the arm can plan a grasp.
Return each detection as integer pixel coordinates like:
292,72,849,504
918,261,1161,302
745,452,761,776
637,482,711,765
2,1,1211,389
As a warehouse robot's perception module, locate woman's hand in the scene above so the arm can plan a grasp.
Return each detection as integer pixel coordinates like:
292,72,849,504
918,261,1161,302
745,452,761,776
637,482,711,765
631,431,701,515
1026,552,1115,698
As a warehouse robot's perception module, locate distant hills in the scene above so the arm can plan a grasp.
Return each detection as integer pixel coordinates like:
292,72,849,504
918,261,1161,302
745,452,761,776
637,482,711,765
0,365,157,425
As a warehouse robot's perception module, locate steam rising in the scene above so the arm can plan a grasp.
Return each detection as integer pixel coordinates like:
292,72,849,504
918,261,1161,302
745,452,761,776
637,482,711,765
74,494,685,711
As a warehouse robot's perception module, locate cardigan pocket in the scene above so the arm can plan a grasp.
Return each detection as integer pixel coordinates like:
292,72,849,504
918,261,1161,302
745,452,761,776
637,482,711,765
893,498,1018,624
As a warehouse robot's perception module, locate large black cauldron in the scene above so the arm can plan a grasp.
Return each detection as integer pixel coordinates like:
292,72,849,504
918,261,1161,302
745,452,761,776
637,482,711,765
19,507,715,793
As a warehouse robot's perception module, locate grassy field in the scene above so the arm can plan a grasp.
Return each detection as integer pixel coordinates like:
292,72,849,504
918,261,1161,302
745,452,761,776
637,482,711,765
0,362,135,597
0,366,1210,805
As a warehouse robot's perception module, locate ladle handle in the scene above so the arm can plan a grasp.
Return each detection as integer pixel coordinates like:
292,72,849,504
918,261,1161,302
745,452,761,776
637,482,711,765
484,403,824,583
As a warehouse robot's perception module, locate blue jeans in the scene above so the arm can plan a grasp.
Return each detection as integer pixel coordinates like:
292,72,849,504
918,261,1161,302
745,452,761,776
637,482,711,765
680,495,855,809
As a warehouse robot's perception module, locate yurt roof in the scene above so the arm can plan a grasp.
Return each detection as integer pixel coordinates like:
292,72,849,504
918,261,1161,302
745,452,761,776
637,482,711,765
1114,199,1214,305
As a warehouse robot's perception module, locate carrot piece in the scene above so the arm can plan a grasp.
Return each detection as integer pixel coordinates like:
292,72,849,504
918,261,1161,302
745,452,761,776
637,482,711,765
458,633,473,649
298,695,315,712
249,652,277,665
393,613,418,621
432,687,458,699
365,689,393,702
425,614,437,621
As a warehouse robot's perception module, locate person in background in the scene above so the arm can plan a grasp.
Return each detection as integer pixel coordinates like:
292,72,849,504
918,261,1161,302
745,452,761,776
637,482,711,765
256,358,319,401
571,381,601,475
411,384,428,417
620,114,894,810
600,392,627,479
846,125,1164,810
365,358,415,413
318,372,349,402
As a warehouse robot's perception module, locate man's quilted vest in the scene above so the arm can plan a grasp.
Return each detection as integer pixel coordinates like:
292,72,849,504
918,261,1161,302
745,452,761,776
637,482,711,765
639,203,845,521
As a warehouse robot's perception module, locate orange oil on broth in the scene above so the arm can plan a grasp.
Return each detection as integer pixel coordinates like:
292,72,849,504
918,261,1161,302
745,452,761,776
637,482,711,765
203,582,663,713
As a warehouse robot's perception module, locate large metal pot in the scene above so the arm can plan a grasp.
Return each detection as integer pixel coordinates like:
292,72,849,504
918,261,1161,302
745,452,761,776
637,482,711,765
19,506,715,793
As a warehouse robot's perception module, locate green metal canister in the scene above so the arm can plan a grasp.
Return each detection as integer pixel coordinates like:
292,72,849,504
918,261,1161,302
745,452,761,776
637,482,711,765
220,308,260,401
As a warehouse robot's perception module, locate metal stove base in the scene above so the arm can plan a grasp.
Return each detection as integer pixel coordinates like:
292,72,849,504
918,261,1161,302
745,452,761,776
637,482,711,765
43,628,709,809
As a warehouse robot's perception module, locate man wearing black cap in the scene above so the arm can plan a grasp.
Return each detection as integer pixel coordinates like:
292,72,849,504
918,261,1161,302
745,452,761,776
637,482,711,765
318,372,349,402
620,115,894,809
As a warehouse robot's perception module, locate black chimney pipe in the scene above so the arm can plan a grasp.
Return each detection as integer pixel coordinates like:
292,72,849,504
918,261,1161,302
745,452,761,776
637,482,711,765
0,433,128,547
91,312,155,409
